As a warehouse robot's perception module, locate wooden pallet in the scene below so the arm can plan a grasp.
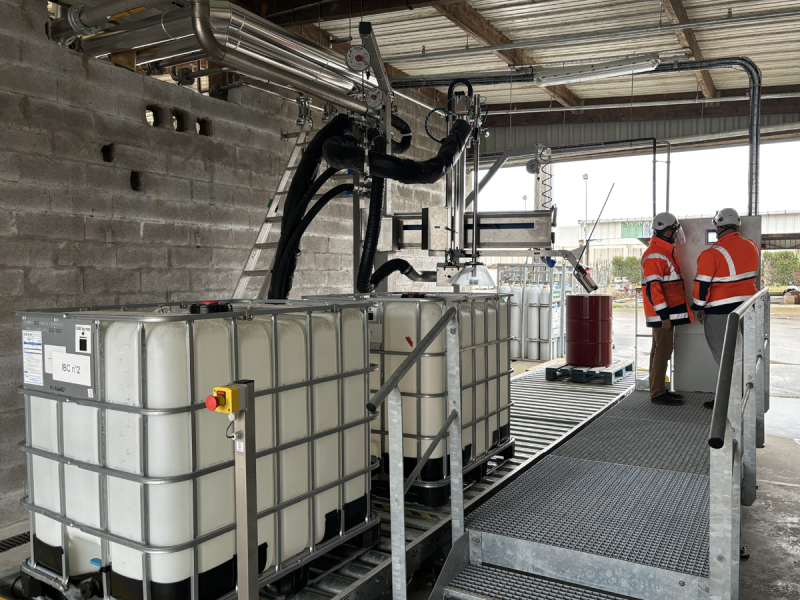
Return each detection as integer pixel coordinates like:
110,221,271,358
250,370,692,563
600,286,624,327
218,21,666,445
545,359,634,384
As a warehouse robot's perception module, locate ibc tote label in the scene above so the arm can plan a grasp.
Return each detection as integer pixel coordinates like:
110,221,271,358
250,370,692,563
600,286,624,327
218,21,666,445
52,351,91,387
22,330,44,386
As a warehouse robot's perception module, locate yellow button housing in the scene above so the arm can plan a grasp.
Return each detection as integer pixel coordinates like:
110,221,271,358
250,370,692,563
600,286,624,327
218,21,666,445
210,385,240,413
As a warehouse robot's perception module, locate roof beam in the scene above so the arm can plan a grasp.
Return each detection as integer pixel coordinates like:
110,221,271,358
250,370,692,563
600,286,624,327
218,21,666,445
659,0,717,99
434,2,580,107
285,21,440,105
260,0,461,26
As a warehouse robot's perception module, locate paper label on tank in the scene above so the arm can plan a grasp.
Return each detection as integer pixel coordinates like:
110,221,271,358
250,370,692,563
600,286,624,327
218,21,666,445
52,351,91,387
22,330,44,386
44,345,66,374
236,441,244,453
75,324,92,354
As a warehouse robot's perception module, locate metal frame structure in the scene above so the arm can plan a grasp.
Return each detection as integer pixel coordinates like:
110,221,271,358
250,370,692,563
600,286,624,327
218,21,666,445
497,263,576,361
707,288,770,599
16,299,380,600
305,293,515,496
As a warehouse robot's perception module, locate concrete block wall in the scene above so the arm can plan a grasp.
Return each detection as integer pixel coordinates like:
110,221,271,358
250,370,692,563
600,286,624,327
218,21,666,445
0,0,444,529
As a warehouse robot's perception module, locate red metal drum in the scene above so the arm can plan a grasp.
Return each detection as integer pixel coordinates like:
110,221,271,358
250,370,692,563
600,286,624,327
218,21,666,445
565,294,613,367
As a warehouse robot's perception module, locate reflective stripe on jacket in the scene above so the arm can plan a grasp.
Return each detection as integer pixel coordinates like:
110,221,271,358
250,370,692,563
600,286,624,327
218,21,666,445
692,231,759,314
641,236,694,327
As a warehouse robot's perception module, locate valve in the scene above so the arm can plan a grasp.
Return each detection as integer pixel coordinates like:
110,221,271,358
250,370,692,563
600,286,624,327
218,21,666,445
206,386,240,413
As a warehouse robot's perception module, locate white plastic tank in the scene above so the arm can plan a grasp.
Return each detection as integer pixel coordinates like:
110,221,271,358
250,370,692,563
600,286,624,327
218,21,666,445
539,285,552,361
26,304,369,596
368,295,511,496
509,284,523,359
526,285,540,360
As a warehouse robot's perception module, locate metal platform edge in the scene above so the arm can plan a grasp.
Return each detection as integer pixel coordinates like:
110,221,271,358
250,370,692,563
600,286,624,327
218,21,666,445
330,368,635,600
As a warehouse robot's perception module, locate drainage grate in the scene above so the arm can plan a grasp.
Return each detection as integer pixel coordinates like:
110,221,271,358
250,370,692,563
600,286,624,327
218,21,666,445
467,455,710,577
0,531,30,553
448,564,623,600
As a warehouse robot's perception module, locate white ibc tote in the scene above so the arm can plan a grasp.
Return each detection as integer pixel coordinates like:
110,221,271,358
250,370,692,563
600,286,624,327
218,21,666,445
525,285,540,360
365,293,513,506
539,285,552,361
20,300,377,600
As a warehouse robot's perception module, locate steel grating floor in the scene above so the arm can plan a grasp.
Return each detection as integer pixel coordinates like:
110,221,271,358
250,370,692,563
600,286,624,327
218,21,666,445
467,389,714,579
447,564,625,600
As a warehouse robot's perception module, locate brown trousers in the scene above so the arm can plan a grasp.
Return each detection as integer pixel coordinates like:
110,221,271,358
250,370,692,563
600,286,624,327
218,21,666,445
649,326,674,398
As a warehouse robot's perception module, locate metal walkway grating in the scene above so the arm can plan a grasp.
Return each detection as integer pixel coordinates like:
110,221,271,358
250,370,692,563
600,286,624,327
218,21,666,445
447,564,625,599
467,390,715,578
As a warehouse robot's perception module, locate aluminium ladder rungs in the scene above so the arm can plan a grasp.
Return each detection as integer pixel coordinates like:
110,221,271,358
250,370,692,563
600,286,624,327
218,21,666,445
243,269,271,277
254,242,279,250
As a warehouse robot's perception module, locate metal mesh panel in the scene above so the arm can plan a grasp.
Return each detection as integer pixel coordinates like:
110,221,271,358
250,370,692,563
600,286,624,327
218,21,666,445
604,390,713,424
467,456,710,577
554,416,710,474
448,564,623,600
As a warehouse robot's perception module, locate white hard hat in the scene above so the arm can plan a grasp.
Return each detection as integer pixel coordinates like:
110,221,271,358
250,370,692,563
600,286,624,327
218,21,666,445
712,208,741,228
651,212,679,232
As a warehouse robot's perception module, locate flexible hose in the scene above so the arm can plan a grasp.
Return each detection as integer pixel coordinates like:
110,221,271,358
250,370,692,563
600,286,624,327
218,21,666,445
269,167,339,299
268,114,352,299
272,183,355,299
369,258,436,289
356,135,388,293
366,114,412,155
446,79,473,112
322,120,471,185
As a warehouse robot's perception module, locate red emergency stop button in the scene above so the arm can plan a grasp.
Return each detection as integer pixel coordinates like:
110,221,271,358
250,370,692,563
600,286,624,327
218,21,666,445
355,55,362,61
205,393,226,411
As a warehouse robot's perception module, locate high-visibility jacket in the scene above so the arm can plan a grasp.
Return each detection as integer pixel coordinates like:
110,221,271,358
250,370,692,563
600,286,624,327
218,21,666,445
692,231,759,314
641,236,694,327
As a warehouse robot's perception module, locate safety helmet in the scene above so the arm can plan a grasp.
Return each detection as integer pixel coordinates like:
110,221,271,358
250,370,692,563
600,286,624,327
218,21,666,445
652,212,680,233
712,208,741,228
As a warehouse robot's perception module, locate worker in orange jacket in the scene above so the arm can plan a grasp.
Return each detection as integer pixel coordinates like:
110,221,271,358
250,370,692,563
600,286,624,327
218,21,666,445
692,209,760,408
641,212,694,405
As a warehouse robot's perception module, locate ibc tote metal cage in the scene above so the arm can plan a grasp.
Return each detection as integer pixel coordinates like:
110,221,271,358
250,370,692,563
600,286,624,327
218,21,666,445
305,292,516,508
15,298,381,600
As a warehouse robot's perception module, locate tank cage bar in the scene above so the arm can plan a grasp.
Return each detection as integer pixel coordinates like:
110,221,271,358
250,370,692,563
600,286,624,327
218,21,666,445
19,299,378,596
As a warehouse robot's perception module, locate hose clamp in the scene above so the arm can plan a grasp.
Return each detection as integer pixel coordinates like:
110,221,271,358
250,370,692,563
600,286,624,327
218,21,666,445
67,3,99,36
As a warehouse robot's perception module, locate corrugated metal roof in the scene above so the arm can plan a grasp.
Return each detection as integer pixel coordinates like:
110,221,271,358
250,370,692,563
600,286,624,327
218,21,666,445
323,0,800,105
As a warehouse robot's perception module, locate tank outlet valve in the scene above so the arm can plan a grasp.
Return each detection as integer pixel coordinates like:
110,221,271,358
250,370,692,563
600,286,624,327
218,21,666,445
206,386,241,413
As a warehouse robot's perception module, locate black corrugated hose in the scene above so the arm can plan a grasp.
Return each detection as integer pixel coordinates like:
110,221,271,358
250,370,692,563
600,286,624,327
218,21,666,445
271,183,355,299
268,113,352,299
356,135,387,293
367,113,412,155
446,79,473,111
322,120,471,185
369,258,436,289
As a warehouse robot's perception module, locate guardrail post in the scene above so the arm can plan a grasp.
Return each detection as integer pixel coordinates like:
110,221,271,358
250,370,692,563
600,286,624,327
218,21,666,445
387,385,407,600
754,299,766,448
446,316,465,541
742,311,758,506
763,296,770,417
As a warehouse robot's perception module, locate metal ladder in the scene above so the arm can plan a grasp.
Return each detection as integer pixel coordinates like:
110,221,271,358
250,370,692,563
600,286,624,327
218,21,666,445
233,98,314,299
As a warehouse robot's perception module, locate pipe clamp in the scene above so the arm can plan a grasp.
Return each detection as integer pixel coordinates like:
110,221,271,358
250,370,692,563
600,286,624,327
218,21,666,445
67,3,99,36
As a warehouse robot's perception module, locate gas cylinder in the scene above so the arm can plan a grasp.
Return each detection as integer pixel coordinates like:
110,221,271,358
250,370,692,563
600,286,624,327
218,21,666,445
510,284,523,359
539,285,551,361
525,285,540,360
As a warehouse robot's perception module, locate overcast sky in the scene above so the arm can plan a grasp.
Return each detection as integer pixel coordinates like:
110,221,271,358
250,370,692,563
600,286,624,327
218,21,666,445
477,139,800,226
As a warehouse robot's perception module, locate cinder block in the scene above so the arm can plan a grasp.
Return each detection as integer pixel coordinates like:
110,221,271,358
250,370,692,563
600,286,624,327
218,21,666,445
0,33,20,62
211,247,248,269
0,270,23,297
84,218,141,244
170,246,213,268
0,180,48,211
144,172,192,201
19,156,86,187
298,234,329,254
114,144,168,175
16,212,84,240
141,269,190,293
0,240,55,267
313,252,341,271
112,192,165,223
87,164,136,192
25,267,83,295
117,292,169,305
56,241,116,268
50,186,113,217
0,91,25,125
189,270,233,292
167,154,209,182
116,246,168,269
84,268,141,294
162,200,212,226
210,162,251,188
329,237,354,255
0,490,27,530
0,149,26,181
141,222,192,246
0,125,50,156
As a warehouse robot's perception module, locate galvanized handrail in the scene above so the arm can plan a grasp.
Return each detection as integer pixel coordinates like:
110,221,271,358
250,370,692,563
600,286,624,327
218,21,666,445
708,287,769,448
366,306,457,412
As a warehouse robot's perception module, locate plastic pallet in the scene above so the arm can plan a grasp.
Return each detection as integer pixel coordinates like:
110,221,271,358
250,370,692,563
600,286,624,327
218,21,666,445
545,360,634,384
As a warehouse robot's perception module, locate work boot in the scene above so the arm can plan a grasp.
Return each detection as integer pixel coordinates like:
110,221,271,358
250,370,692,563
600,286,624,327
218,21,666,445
703,400,714,409
651,394,684,405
